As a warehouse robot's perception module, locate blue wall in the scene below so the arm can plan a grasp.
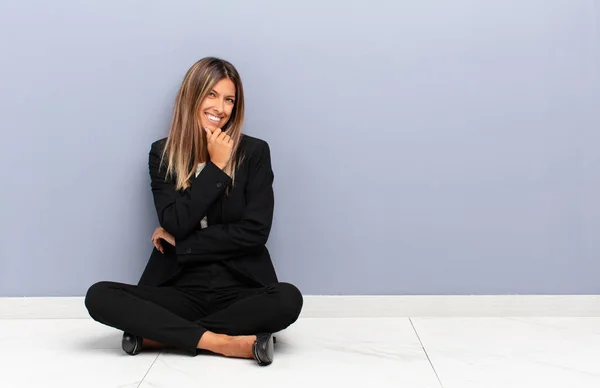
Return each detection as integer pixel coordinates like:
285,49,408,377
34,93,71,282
1,0,598,296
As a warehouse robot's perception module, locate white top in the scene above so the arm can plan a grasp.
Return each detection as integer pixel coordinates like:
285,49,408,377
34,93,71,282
195,162,208,229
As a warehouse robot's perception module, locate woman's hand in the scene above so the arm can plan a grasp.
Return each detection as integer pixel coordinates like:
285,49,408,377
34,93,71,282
205,127,233,169
152,226,175,254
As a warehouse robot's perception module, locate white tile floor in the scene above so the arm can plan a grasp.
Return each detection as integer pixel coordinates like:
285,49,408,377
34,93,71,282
1,317,599,388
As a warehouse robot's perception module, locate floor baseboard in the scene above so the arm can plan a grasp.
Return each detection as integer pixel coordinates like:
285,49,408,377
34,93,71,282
1,295,599,319
298,295,600,317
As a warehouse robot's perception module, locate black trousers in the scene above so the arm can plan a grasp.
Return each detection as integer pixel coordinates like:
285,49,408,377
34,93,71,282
84,278,303,354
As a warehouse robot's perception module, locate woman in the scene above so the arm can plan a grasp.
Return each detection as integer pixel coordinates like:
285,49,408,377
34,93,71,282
85,57,303,366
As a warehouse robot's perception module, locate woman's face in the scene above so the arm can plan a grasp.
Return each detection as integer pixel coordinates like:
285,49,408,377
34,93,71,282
198,77,236,131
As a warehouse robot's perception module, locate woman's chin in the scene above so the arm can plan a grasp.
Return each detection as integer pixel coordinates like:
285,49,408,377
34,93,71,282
202,122,222,131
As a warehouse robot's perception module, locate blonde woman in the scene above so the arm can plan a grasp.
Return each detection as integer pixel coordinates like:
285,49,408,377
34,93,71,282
85,57,303,366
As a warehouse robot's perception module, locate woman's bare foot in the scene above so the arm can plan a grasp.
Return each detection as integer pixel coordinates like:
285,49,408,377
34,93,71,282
197,331,256,358
142,338,169,350
220,335,256,358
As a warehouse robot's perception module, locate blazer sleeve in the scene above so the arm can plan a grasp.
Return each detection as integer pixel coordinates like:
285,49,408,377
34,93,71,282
175,140,274,263
149,140,232,240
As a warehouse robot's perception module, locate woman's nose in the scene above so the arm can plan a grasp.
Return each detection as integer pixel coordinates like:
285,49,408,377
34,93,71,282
216,98,225,113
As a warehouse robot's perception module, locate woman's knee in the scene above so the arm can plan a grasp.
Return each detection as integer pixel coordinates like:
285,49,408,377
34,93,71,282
84,281,113,318
274,282,303,322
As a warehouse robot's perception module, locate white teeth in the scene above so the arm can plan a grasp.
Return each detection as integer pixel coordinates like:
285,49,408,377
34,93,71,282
206,114,221,122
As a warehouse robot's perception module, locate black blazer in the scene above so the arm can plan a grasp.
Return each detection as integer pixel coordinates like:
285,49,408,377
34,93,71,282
138,134,279,288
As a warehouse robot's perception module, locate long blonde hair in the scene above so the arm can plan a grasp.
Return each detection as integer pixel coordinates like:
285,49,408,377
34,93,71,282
161,57,245,191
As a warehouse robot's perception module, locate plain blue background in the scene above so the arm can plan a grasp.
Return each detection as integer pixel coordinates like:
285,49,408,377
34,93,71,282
1,1,598,296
